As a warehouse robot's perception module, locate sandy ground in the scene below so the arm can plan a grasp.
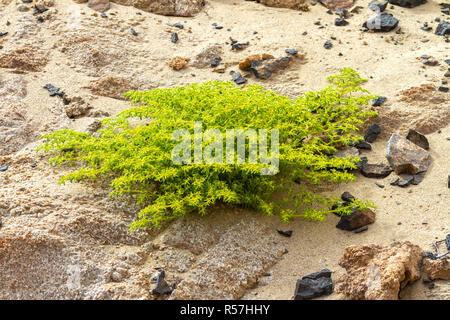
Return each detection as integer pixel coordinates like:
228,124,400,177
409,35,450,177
0,0,449,299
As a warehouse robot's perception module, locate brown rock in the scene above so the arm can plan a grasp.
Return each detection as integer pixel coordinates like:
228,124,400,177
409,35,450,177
192,44,223,69
406,129,429,150
88,0,110,12
64,97,92,119
422,258,450,281
336,208,375,231
318,0,354,11
259,0,309,11
250,56,293,80
0,47,47,72
114,0,204,17
386,133,431,174
238,54,274,71
336,241,423,300
168,56,189,70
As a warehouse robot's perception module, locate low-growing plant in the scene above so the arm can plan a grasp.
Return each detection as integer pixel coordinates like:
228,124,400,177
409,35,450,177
38,68,377,229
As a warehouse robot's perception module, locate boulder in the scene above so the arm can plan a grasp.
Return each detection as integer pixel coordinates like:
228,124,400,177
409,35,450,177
386,133,431,174
336,241,423,299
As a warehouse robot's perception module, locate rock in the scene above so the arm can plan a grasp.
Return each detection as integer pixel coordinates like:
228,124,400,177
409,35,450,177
259,0,310,11
422,258,450,281
88,0,110,12
341,191,355,203
192,44,223,68
238,54,274,71
353,225,369,233
210,57,221,67
364,123,381,143
171,32,178,43
406,129,429,150
390,176,400,185
375,182,384,188
294,269,333,300
423,59,438,66
387,0,426,8
231,41,249,51
363,13,399,32
231,72,246,84
335,8,348,18
334,147,359,160
152,270,174,295
250,56,293,80
369,0,388,12
323,40,333,49
335,18,348,26
411,172,425,185
64,97,92,119
438,86,449,93
0,163,8,172
435,22,450,36
168,56,189,70
336,207,375,231
398,175,413,187
371,96,386,106
361,163,392,178
0,47,48,72
285,48,298,55
336,241,423,299
318,0,354,11
111,0,204,17
277,230,293,237
386,133,431,174
17,4,30,12
130,28,137,36
351,140,372,150
43,84,70,105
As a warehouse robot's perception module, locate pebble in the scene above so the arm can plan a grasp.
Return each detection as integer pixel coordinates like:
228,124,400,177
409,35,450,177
324,40,333,49
130,28,137,36
171,33,178,43
375,182,385,188
0,163,8,172
0,32,8,37
277,230,293,237
285,48,298,55
438,86,449,92
335,18,349,26
171,23,184,29
231,72,246,84
371,96,386,106
210,57,222,67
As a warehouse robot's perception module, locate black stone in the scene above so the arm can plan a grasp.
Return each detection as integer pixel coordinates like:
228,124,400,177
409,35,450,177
361,163,393,178
436,22,450,36
100,13,107,18
445,59,450,66
441,7,449,15
130,28,137,36
232,72,246,84
294,269,333,300
171,33,178,43
324,40,332,49
0,32,7,37
210,57,222,67
412,172,425,185
353,225,369,233
335,18,349,26
438,86,449,92
37,16,44,23
369,0,388,12
406,129,429,150
0,163,8,172
341,191,355,203
387,0,426,8
44,84,70,105
371,96,386,106
363,13,399,32
152,270,174,295
390,176,400,185
364,123,381,143
285,48,298,55
171,23,184,29
351,140,372,150
446,234,450,250
277,230,293,237
231,42,249,51
398,175,414,187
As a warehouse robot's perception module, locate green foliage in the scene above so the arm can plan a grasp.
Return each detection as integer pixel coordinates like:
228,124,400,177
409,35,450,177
38,68,377,229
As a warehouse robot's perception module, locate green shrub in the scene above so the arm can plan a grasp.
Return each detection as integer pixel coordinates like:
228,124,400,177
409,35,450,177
38,68,377,229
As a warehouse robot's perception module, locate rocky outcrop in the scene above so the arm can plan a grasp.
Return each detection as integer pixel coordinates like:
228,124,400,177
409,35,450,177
386,133,431,175
336,242,423,300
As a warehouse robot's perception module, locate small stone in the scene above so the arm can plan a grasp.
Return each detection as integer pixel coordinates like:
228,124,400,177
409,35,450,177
250,56,292,80
341,191,355,203
168,56,189,70
423,59,439,66
152,270,174,295
435,22,450,36
130,28,137,36
351,140,372,150
210,57,222,67
353,225,369,233
371,96,386,106
390,177,400,185
231,72,246,84
336,208,376,231
364,123,381,143
411,172,425,185
363,13,399,32
324,40,333,49
375,182,384,188
17,4,30,12
361,163,393,178
171,23,184,29
406,129,429,150
285,48,298,55
171,33,178,43
438,86,449,93
0,163,8,172
277,230,293,237
369,0,388,12
398,175,414,187
335,8,348,18
335,18,349,26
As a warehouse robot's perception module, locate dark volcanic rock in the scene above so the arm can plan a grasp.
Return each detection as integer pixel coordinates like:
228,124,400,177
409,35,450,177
335,18,349,26
371,96,386,106
294,269,333,300
341,191,355,203
387,0,426,8
324,40,333,49
152,270,174,295
398,175,414,187
44,84,70,105
336,208,376,231
231,72,246,84
210,57,222,67
351,140,372,150
435,22,450,36
171,33,178,43
406,129,429,150
386,133,431,174
277,230,293,237
361,163,392,178
364,123,381,143
363,13,399,32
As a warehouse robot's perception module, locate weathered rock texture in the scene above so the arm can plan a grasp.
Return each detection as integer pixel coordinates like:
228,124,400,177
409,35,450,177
422,258,450,281
386,133,431,174
259,0,309,11
336,241,423,300
318,0,354,11
110,0,204,16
